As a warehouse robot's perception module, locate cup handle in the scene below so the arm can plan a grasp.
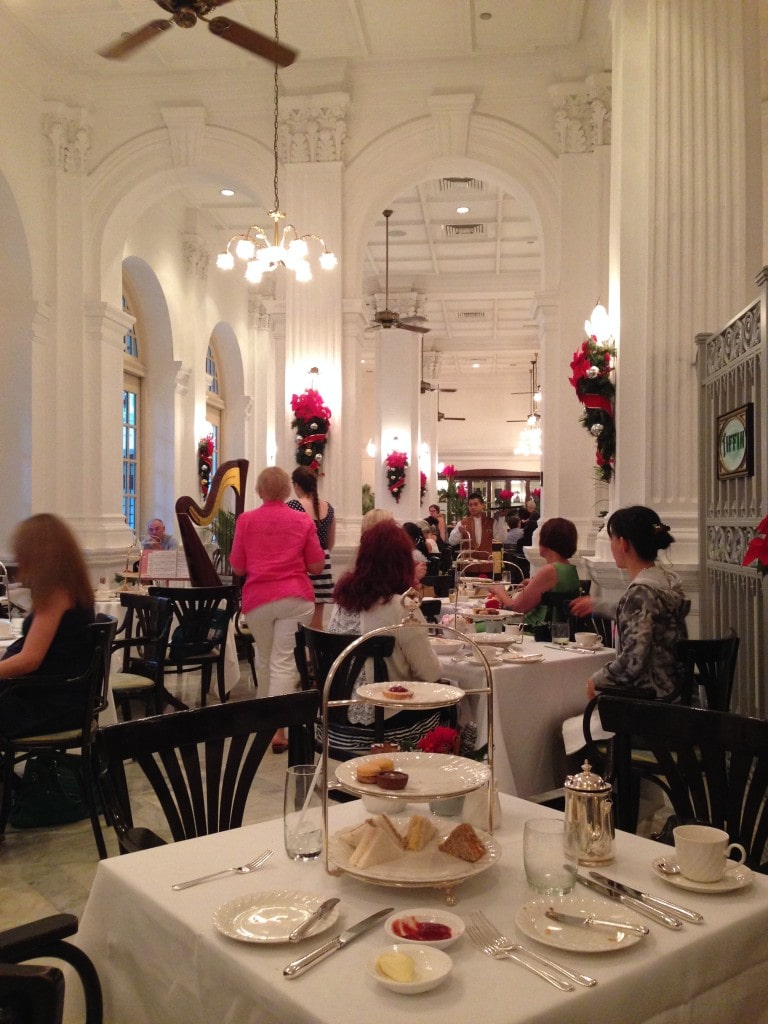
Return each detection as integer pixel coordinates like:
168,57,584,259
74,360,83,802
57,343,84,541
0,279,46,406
726,842,747,864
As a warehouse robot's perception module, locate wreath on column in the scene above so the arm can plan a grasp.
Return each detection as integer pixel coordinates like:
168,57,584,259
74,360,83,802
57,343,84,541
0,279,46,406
198,434,215,499
290,386,332,472
569,336,616,483
385,450,409,503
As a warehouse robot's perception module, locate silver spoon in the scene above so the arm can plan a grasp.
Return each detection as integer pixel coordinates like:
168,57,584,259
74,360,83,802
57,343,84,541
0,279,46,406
656,858,681,875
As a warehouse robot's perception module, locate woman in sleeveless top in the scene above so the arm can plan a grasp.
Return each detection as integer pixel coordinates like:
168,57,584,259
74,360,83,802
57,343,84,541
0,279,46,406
287,466,336,629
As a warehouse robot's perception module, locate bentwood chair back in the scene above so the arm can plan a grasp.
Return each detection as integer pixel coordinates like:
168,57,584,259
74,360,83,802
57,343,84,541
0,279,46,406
94,691,320,854
677,635,739,711
0,616,118,859
110,593,174,719
0,914,102,1024
597,696,768,871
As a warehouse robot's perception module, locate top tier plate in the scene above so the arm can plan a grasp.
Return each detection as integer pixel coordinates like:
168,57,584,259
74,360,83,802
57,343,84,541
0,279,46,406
355,681,465,708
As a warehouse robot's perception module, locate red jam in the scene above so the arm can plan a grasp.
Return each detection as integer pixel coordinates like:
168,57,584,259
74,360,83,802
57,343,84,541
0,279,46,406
391,917,453,941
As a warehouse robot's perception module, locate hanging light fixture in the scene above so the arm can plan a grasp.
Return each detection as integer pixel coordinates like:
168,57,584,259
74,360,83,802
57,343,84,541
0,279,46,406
514,356,542,456
216,0,337,284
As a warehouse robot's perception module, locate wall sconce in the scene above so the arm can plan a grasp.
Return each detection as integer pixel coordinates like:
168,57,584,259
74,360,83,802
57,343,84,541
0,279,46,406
366,438,376,458
584,303,613,344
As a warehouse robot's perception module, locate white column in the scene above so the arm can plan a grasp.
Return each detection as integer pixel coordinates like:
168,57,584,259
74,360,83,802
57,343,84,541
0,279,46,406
375,329,422,522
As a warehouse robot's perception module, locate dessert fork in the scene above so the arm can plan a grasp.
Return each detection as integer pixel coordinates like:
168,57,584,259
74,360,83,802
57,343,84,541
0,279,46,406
171,849,273,890
470,912,597,988
466,919,574,991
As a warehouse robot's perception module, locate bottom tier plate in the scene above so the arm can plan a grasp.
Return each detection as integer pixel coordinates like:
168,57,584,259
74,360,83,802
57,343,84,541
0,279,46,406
328,815,501,888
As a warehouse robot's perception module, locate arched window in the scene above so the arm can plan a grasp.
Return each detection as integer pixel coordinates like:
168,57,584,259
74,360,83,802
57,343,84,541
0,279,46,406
122,292,145,532
205,342,224,474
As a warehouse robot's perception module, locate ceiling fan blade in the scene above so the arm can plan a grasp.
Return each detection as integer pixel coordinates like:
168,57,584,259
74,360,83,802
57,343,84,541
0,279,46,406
396,321,430,334
99,19,172,59
207,17,297,66
438,387,457,393
444,416,466,421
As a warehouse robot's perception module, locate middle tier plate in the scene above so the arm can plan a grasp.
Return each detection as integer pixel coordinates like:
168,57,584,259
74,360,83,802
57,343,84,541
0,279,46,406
355,681,465,708
336,752,490,800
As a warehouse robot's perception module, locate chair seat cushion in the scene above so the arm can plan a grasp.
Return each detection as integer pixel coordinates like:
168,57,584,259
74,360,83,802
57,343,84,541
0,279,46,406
112,672,154,692
13,728,80,745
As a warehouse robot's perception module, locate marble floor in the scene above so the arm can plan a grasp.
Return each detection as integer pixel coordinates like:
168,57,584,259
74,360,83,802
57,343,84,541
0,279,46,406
0,666,289,933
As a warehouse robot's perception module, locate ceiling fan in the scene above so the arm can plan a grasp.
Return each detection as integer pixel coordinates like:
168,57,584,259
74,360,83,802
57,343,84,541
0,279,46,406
420,380,457,395
437,391,465,422
365,210,430,335
98,0,297,65
507,357,542,425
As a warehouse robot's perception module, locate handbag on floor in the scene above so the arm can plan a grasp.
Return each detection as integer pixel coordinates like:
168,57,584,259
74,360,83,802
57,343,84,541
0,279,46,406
9,752,91,828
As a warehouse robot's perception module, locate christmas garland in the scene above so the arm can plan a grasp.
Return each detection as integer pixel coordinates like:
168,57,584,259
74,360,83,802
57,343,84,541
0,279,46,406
198,434,214,499
385,449,408,503
420,470,427,504
569,336,616,483
290,386,331,473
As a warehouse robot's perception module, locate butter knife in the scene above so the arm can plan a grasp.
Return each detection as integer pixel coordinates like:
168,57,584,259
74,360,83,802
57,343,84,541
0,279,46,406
288,897,340,942
576,876,683,929
589,872,704,924
283,907,394,977
545,907,649,936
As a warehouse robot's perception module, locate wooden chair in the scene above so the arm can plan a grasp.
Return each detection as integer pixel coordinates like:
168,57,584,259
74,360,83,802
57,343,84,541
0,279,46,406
0,616,118,859
110,593,174,719
233,597,258,689
149,585,238,707
0,914,102,1024
597,696,768,871
677,635,739,711
420,599,442,623
94,691,319,853
421,575,452,598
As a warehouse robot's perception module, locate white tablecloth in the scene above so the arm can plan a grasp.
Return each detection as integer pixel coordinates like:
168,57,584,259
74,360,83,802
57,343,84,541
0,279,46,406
72,795,768,1024
438,637,613,797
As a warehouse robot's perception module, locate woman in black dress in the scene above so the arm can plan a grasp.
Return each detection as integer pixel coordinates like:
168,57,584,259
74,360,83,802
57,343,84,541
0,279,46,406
287,466,336,629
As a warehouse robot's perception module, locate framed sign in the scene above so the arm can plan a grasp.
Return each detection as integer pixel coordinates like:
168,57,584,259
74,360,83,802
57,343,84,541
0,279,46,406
716,403,754,480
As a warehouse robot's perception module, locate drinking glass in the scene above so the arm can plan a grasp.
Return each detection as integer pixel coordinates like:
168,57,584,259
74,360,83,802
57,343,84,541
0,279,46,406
284,765,323,861
551,622,570,645
523,818,578,895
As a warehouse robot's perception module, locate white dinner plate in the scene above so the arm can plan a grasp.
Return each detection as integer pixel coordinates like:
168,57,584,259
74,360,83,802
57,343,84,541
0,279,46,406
330,815,500,887
466,611,519,623
516,894,646,953
468,632,521,647
651,858,754,893
497,651,544,665
355,681,465,708
213,890,340,944
336,752,490,800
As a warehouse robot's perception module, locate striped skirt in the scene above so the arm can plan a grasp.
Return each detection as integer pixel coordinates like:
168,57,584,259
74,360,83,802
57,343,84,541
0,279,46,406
310,551,333,604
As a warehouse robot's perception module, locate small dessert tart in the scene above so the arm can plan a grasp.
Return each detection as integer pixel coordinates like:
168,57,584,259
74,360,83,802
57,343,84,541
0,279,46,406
375,770,409,791
382,685,413,700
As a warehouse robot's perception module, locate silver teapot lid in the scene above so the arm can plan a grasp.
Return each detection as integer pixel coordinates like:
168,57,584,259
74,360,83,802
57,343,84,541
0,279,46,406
564,760,611,793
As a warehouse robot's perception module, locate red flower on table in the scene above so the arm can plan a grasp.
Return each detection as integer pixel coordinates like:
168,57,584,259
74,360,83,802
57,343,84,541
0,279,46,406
416,725,460,755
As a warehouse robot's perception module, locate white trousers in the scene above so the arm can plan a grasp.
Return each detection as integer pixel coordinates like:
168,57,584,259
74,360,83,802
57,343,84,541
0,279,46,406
245,596,313,697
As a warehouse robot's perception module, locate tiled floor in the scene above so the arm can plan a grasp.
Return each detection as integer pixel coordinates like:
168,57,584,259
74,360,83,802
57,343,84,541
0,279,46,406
0,667,288,932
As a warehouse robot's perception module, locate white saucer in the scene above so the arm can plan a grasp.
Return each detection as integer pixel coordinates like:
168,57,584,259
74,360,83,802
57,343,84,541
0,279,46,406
651,857,754,893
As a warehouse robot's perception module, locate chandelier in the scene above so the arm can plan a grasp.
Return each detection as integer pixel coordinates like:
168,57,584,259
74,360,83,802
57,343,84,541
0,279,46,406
514,356,542,456
215,0,337,284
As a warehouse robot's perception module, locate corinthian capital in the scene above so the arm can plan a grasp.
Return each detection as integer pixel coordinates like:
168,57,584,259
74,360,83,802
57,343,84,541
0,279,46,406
549,73,612,154
277,92,349,162
42,103,91,173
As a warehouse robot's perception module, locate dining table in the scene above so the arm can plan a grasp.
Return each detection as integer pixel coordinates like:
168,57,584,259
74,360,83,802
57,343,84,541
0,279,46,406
436,633,613,798
70,793,768,1024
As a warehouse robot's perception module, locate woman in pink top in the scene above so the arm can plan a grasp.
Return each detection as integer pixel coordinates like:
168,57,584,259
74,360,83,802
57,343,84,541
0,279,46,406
230,466,324,752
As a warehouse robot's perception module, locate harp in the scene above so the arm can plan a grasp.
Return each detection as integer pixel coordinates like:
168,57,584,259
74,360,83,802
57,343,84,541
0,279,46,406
175,459,249,586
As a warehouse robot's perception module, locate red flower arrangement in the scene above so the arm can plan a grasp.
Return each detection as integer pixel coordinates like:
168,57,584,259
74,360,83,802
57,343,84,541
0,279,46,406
198,434,214,499
420,470,427,504
385,449,408,503
457,482,468,499
569,335,617,483
442,464,456,478
416,723,486,760
290,386,331,473
742,516,768,577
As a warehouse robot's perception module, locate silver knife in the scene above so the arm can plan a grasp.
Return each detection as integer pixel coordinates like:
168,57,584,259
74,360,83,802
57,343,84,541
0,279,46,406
288,897,340,942
545,907,649,936
283,907,394,977
589,872,704,924
576,876,683,929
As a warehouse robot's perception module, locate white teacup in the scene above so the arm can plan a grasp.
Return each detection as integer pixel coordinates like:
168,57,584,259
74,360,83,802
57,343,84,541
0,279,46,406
673,824,747,882
470,646,499,664
574,631,601,648
0,619,13,639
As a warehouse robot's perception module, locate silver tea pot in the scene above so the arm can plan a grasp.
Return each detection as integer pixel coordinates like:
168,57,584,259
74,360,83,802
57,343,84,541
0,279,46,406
564,760,614,865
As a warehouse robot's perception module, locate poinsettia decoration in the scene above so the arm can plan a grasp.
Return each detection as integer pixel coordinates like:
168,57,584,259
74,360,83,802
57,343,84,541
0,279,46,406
198,434,214,499
742,516,768,577
569,333,617,483
290,384,331,473
420,471,427,504
385,449,408,503
437,464,468,522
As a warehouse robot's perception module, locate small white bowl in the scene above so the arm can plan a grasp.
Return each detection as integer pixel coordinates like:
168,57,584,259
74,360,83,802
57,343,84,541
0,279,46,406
384,908,465,949
369,943,453,994
429,638,464,656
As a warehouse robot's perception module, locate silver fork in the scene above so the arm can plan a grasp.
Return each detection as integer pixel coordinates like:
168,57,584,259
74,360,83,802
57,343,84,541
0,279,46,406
471,911,597,988
171,849,274,890
466,919,574,991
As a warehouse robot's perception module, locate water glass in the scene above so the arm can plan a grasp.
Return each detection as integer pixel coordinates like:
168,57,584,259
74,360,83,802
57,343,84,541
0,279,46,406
523,818,578,895
551,622,570,645
284,765,323,861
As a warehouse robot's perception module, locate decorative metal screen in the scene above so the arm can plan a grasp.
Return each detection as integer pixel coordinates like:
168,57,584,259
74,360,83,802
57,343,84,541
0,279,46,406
696,269,767,716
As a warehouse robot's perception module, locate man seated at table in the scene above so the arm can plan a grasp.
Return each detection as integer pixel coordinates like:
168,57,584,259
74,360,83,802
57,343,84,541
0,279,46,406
142,518,179,551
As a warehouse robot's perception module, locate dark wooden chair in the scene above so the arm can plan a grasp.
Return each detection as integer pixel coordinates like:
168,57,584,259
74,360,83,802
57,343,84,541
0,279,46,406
0,616,118,859
233,597,258,689
149,585,238,707
0,914,102,1024
421,575,452,598
94,691,319,853
677,635,739,711
420,599,442,623
110,593,174,719
597,696,768,872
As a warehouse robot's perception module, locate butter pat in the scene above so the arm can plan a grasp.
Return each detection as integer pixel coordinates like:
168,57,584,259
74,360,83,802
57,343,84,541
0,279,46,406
376,951,415,983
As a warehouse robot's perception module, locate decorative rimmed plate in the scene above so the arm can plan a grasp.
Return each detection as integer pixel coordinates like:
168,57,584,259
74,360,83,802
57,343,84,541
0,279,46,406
369,944,453,994
330,815,500,888
384,908,465,948
466,611,520,623
355,681,465,708
468,632,521,647
336,752,490,800
516,894,646,953
213,890,340,944
651,858,754,893
498,651,544,665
